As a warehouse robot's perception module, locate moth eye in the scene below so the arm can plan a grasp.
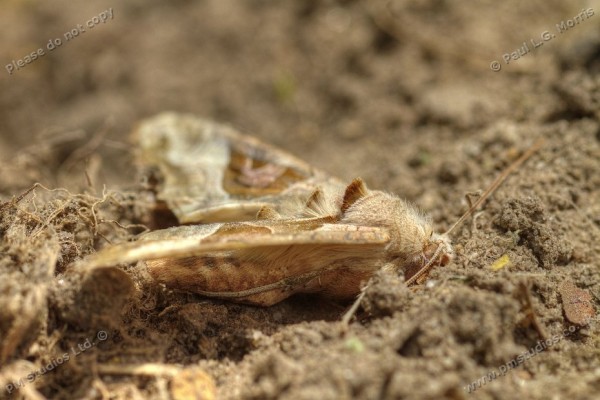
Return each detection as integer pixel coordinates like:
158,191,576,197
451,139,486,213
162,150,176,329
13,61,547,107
439,252,452,266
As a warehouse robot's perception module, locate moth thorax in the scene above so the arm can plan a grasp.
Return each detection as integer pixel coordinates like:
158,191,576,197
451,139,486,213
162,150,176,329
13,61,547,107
342,192,433,257
386,198,434,257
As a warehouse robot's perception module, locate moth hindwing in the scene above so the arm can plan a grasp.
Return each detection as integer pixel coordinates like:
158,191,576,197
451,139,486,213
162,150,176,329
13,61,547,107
81,113,452,305
135,112,344,224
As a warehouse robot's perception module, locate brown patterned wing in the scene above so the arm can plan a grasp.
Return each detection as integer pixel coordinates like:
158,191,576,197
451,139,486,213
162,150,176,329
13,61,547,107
82,218,389,268
79,218,390,305
134,113,344,224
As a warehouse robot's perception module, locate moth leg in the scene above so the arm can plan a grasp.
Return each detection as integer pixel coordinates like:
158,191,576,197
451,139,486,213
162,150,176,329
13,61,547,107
341,290,367,325
341,263,398,324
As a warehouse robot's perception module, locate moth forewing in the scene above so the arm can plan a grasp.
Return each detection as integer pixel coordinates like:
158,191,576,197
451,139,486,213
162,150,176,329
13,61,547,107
146,239,390,306
82,220,390,267
82,218,392,306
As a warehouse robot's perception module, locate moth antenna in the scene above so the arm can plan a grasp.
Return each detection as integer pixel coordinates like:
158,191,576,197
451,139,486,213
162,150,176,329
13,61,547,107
404,243,446,286
444,138,544,237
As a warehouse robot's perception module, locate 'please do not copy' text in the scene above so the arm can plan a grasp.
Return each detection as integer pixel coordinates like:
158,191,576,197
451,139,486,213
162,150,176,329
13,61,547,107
5,8,114,75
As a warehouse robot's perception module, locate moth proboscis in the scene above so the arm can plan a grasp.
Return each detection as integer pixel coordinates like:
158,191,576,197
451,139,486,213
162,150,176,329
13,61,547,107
78,113,543,309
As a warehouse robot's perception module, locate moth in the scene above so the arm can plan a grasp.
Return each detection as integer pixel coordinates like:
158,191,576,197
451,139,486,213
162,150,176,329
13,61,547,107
80,113,540,306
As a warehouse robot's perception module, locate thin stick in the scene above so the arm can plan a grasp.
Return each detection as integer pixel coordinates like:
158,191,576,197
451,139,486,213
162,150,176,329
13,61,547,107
444,138,544,236
0,183,39,211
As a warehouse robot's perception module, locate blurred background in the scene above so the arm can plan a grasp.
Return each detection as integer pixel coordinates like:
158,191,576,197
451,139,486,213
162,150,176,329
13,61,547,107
1,0,597,198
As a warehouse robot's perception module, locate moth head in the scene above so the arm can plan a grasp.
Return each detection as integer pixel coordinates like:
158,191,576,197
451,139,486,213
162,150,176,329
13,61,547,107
403,233,453,285
426,233,454,267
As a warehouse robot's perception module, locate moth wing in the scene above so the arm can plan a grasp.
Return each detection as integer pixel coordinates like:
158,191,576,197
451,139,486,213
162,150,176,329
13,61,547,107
80,218,390,270
135,113,344,224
